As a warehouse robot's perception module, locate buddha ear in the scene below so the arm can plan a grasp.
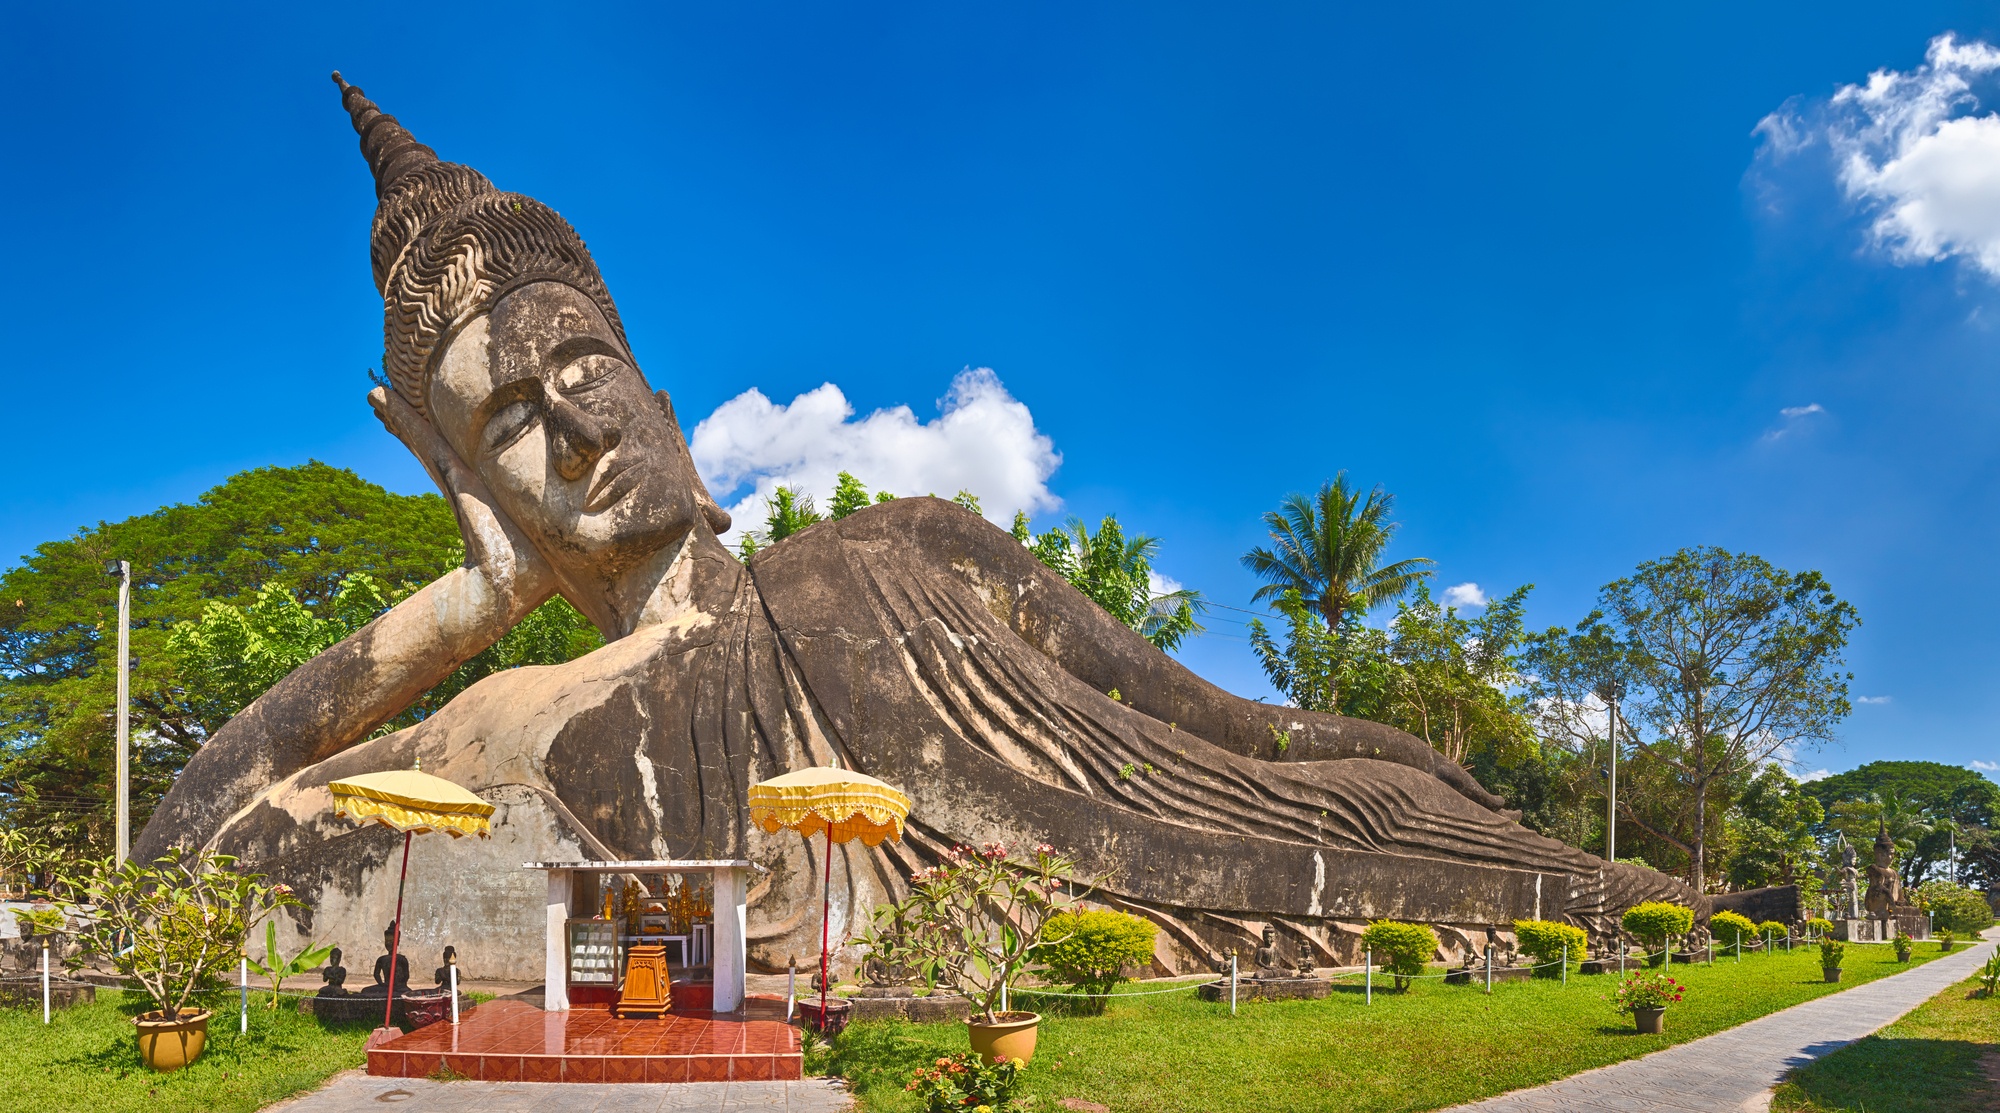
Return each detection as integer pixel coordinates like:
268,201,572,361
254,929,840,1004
368,386,523,573
654,390,732,535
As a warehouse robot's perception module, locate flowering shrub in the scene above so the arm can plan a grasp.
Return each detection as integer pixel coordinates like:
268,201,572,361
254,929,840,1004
1360,921,1437,990
898,842,1104,1022
1607,971,1683,1013
1709,911,1755,948
904,1052,1027,1112
1036,909,1157,1015
1819,939,1845,973
1621,902,1694,966
68,848,302,1020
1513,919,1587,975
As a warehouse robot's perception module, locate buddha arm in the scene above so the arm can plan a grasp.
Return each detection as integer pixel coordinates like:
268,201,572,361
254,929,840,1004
132,391,558,860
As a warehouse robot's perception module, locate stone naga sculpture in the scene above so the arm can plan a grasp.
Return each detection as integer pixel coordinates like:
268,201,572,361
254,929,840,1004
134,75,1701,978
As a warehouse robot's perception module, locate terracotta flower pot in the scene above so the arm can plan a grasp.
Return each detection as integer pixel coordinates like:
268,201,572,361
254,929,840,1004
136,1009,211,1072
1823,968,1842,983
1631,1006,1666,1034
967,1011,1040,1065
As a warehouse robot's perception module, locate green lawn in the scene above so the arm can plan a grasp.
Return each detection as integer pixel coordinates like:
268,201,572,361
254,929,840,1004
1771,970,1999,1112
0,989,367,1113
831,944,1944,1113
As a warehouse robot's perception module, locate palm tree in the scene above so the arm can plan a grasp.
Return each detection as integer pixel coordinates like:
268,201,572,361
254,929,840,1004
1829,789,1935,858
1241,474,1435,630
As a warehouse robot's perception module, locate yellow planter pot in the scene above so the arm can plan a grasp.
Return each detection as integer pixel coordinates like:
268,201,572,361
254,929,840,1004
967,1011,1040,1065
136,1009,211,1072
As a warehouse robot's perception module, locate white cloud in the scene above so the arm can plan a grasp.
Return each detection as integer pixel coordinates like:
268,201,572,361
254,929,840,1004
1972,759,1999,771
1757,34,2000,278
1798,768,1834,782
1441,582,1488,610
1855,694,1892,704
689,368,1061,544
1764,403,1827,442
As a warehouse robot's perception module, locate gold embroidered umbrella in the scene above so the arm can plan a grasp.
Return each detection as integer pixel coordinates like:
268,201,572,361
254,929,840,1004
328,764,493,1036
748,767,910,1026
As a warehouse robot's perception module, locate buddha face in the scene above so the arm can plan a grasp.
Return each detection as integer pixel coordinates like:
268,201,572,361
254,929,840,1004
428,281,702,588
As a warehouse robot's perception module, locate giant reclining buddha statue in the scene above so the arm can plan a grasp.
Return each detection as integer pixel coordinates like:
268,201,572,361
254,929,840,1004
134,75,1704,979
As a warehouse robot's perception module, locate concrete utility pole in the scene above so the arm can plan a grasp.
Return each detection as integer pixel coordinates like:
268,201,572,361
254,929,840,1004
108,559,131,865
1604,695,1618,865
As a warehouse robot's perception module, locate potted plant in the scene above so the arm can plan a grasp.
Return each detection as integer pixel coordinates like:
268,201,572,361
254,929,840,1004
900,842,1100,1064
1608,971,1682,1034
904,1051,1029,1112
1819,939,1845,983
1893,934,1912,963
1621,902,1694,967
1036,909,1157,1014
1360,920,1439,991
69,848,301,1072
1938,929,1956,952
1513,919,1587,978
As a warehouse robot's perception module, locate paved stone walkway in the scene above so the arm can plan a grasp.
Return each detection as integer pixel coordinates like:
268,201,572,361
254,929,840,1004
1444,930,1999,1113
266,1073,851,1112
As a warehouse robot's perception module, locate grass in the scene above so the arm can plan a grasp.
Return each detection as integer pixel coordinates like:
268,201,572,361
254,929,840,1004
0,989,367,1113
830,944,1944,1113
1771,970,1999,1112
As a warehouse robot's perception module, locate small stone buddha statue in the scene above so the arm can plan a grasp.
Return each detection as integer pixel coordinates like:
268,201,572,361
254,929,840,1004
1252,925,1288,979
372,922,410,995
434,945,459,988
317,947,350,998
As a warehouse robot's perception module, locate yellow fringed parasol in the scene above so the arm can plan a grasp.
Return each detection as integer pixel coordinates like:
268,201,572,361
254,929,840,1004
747,767,910,1027
329,769,495,839
748,767,910,847
327,764,493,1037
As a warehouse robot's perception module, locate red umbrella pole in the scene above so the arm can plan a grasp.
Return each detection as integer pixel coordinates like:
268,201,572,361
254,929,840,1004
819,826,833,1027
384,830,412,1031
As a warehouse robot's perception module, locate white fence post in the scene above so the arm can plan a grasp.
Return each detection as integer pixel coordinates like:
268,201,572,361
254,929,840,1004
1229,953,1238,1016
1561,942,1567,987
239,957,248,1033
41,939,50,1025
449,960,459,1024
1364,948,1371,1005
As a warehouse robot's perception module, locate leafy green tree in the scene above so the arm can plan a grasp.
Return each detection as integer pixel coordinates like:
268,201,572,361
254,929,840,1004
1240,474,1434,630
1248,589,1389,715
1722,764,1826,890
829,472,872,519
1028,516,1204,652
1805,761,2000,886
951,490,983,516
1524,548,1858,893
1382,583,1536,766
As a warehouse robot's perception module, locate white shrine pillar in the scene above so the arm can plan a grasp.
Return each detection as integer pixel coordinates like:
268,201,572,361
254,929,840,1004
544,868,571,1011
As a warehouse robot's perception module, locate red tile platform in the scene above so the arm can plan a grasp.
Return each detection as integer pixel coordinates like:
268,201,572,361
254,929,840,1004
365,997,802,1083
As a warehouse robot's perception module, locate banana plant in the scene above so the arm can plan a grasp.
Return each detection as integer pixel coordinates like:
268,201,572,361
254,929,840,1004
247,920,336,1009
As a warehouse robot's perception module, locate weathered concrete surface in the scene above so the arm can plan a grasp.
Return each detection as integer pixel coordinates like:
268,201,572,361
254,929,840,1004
140,74,1704,983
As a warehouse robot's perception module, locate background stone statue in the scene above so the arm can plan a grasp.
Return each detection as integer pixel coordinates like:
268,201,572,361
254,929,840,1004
1864,823,1903,926
134,74,1704,980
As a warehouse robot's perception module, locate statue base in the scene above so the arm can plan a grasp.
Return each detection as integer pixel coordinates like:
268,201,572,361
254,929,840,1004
1196,977,1331,1002
1445,965,1534,986
1832,919,1893,943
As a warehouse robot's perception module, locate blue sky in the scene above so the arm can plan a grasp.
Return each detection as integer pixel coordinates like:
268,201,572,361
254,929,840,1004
6,3,2000,781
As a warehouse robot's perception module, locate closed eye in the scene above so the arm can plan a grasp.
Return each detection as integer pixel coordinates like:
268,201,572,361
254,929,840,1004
484,399,540,453
555,352,625,393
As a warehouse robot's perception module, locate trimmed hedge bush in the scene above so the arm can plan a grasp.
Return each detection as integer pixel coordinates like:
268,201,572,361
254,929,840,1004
1361,920,1438,990
1709,911,1755,948
1915,882,1996,935
1756,921,1788,947
1804,917,1834,937
1513,919,1587,975
1037,910,1158,1015
1622,902,1695,966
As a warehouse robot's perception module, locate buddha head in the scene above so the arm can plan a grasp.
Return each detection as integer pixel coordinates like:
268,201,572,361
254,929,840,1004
333,75,729,624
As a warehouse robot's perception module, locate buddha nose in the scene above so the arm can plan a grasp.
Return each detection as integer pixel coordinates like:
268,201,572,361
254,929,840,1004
546,392,622,481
